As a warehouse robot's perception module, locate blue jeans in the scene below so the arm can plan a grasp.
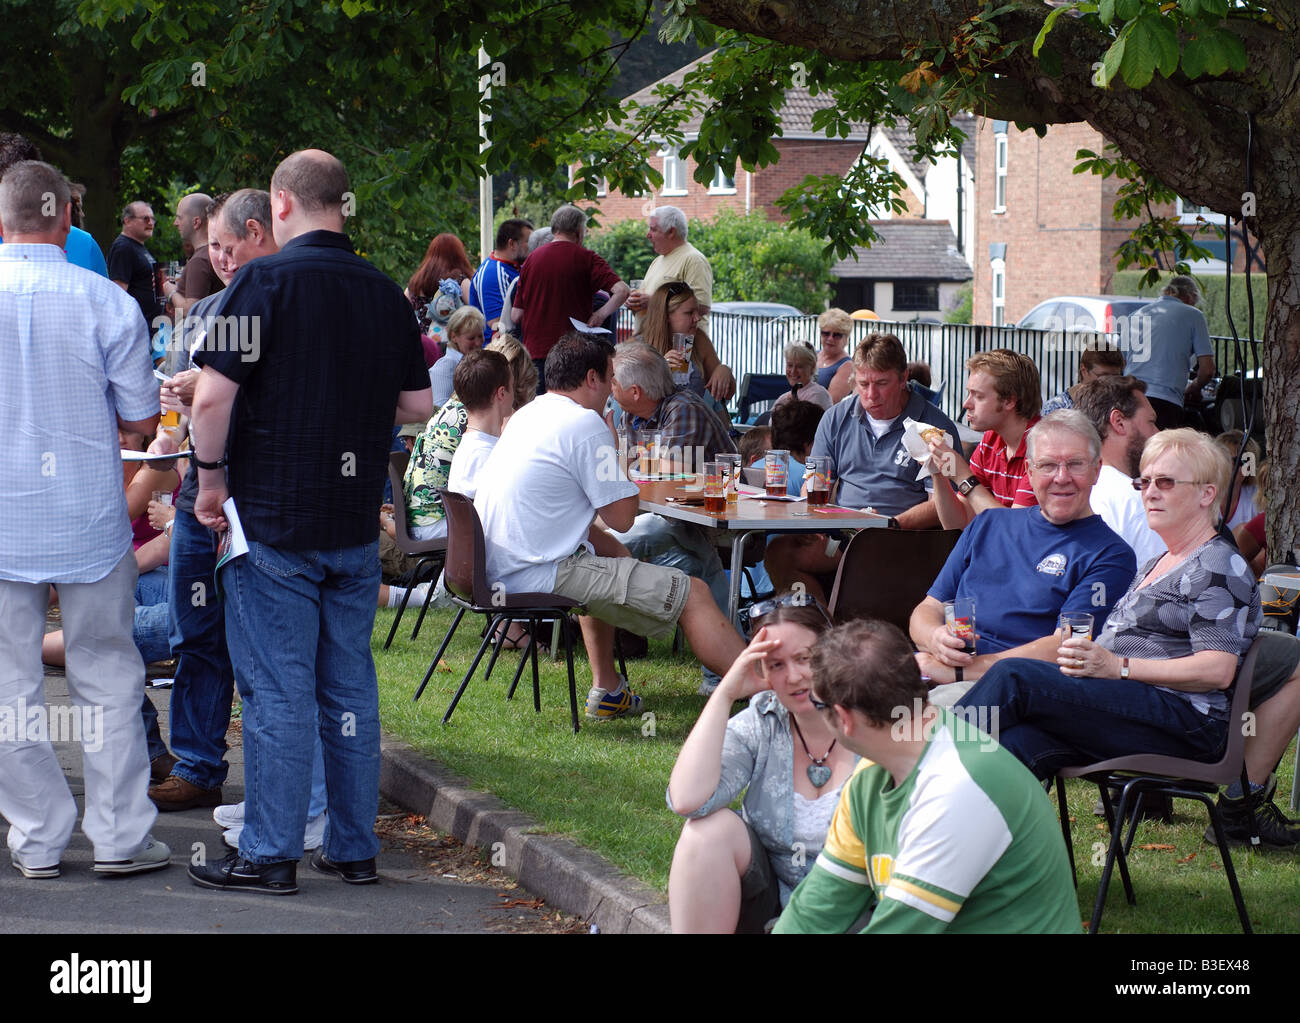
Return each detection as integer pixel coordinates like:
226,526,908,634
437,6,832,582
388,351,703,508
956,658,1229,780
135,566,171,762
222,540,381,865
167,507,236,789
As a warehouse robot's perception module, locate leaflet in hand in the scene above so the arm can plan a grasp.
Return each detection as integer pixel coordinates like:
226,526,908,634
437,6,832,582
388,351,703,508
569,316,611,334
215,497,249,570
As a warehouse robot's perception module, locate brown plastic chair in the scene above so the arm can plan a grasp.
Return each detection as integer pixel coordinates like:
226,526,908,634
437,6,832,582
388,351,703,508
413,489,607,733
1055,635,1264,935
827,528,962,631
382,451,447,650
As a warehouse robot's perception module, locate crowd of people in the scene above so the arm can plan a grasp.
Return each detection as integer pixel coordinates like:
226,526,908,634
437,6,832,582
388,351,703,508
2,127,1295,933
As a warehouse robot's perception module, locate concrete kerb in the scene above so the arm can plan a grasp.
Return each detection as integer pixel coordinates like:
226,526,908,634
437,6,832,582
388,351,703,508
380,738,671,934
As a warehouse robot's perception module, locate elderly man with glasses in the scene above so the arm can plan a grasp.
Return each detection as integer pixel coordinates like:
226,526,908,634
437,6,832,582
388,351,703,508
108,201,164,328
910,411,1137,704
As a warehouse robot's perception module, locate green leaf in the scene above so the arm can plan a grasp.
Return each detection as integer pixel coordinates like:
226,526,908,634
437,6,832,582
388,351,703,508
1033,2,1075,56
1119,19,1157,88
1135,13,1179,78
1182,34,1209,79
1099,0,1116,25
1116,0,1141,19
1099,34,1126,87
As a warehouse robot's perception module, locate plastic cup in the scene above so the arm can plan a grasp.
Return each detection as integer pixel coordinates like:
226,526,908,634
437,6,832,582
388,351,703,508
765,450,790,498
1058,612,1094,640
944,598,977,654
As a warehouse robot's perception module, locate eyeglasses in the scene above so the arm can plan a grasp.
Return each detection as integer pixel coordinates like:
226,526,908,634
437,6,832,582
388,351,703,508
1133,476,1203,492
748,592,833,628
820,330,846,339
1031,459,1095,477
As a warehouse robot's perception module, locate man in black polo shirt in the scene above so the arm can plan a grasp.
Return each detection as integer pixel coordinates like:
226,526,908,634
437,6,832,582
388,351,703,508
107,201,163,328
187,150,432,895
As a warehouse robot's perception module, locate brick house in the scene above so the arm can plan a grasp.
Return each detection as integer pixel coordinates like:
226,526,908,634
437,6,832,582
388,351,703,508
591,55,974,313
972,117,1263,326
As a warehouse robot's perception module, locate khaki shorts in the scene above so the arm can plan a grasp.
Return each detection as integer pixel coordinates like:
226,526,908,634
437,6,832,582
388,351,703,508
552,548,691,640
378,531,419,583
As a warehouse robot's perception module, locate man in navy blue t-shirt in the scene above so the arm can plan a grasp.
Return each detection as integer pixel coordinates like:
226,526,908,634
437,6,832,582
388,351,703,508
909,410,1136,700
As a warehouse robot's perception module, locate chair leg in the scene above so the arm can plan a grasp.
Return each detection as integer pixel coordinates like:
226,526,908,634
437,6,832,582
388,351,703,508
384,582,416,650
615,631,628,680
409,558,443,641
442,625,498,725
1055,777,1077,887
1202,795,1254,935
413,606,466,702
1107,784,1137,906
530,624,543,712
483,615,509,682
1096,783,1135,909
564,619,580,733
506,622,534,701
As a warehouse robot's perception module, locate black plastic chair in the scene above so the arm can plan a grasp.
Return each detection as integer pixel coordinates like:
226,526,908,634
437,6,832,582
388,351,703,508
382,451,447,650
412,489,624,733
735,373,790,425
1055,636,1265,935
826,528,962,631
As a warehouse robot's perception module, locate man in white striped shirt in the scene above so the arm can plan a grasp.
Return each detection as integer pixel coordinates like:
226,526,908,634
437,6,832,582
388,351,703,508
0,160,169,879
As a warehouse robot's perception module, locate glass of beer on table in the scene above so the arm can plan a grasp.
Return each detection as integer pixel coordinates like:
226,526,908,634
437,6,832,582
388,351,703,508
806,455,832,506
764,450,790,498
716,452,741,505
703,461,726,513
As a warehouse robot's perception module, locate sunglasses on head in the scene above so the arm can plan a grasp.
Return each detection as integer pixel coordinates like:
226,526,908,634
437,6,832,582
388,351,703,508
664,281,691,297
1133,476,1203,491
748,592,833,628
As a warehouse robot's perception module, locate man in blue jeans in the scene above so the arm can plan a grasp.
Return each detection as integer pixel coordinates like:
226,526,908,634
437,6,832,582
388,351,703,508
187,150,431,895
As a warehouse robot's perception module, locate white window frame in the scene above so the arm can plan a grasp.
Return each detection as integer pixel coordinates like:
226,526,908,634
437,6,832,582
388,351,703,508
993,132,1008,213
659,144,687,196
709,165,736,194
1176,197,1226,226
991,258,1006,327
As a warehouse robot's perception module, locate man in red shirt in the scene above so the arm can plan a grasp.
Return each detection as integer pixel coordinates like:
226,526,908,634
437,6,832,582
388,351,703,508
929,349,1041,528
512,204,628,388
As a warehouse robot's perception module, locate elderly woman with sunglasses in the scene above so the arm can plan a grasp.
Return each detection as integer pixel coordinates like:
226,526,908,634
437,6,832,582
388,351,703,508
957,429,1260,780
641,281,735,403
815,308,855,403
667,594,857,933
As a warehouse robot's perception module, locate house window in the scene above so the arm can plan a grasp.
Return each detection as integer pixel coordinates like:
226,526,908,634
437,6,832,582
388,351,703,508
993,132,1008,213
991,259,1006,326
596,176,607,197
660,145,687,195
1176,197,1226,226
892,280,940,312
709,166,736,193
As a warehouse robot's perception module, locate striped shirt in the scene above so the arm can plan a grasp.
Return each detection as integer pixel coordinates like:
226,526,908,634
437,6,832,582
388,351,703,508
0,244,158,582
468,255,520,341
968,416,1040,507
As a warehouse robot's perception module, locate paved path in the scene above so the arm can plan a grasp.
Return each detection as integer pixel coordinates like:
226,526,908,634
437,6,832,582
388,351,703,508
0,653,578,934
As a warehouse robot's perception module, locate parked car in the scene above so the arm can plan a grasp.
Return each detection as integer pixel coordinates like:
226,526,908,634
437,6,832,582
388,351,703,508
710,301,806,319
1014,295,1151,334
710,300,810,348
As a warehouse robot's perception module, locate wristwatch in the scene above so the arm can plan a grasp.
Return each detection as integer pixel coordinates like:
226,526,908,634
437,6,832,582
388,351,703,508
956,476,979,497
1121,657,1131,680
191,454,228,470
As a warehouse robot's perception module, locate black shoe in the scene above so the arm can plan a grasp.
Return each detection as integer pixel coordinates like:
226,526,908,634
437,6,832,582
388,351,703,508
310,849,378,885
189,851,298,895
1205,790,1300,848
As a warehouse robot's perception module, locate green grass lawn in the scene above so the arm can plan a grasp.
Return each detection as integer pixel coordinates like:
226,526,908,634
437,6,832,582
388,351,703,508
373,605,1300,932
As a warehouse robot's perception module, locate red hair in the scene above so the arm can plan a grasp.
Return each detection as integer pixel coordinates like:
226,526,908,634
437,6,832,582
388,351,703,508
407,232,474,298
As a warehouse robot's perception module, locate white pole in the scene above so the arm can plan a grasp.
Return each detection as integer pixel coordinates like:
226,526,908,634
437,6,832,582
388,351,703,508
478,45,494,261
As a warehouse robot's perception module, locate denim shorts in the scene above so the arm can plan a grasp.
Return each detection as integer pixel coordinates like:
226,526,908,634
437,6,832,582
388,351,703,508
552,548,690,640
736,819,781,935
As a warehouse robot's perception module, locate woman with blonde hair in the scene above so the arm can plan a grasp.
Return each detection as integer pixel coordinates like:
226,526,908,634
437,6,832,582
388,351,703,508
815,308,855,403
640,281,735,403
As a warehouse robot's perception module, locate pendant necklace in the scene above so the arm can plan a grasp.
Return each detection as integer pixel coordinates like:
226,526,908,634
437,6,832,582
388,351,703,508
790,715,836,789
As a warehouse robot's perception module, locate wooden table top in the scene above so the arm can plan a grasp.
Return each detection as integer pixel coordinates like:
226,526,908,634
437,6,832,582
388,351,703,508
634,477,892,531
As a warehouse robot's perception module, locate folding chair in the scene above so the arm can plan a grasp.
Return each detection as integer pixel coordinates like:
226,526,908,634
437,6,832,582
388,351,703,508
1055,636,1265,934
382,451,447,650
826,528,962,631
412,489,624,733
735,373,790,425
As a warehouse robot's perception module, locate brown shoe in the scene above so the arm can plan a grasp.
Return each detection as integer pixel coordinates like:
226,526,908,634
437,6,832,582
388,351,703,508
148,774,222,812
150,751,178,784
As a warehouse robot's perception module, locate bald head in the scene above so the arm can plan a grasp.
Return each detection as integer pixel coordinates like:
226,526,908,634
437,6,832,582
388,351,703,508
269,149,349,244
175,192,212,245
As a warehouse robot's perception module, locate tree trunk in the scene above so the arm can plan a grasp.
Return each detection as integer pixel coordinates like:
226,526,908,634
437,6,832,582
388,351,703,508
1258,215,1300,559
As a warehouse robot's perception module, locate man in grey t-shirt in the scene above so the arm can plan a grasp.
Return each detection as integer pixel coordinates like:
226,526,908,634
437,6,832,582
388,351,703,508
1125,275,1214,429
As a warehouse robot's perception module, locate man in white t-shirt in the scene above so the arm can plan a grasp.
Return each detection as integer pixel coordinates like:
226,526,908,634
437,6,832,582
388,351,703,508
475,333,745,718
1073,374,1165,567
447,348,514,498
626,206,712,337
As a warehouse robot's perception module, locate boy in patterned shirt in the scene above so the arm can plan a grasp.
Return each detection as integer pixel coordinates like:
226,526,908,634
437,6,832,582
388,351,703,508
775,620,1079,934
